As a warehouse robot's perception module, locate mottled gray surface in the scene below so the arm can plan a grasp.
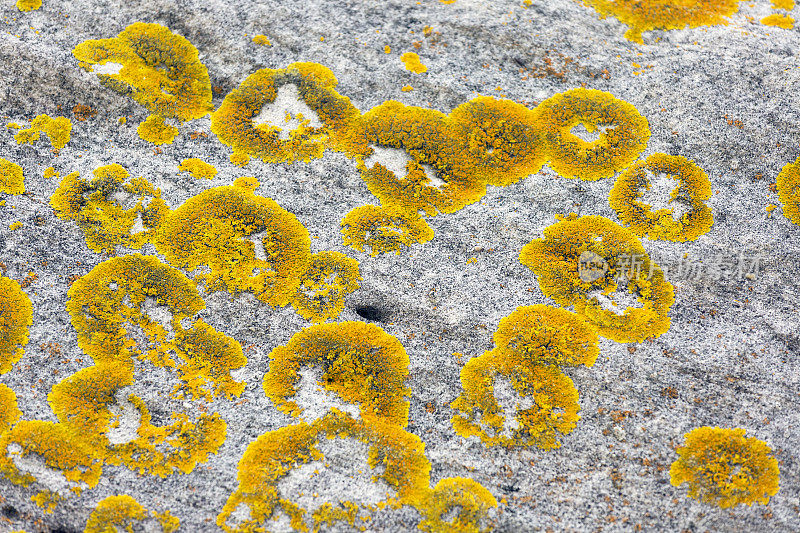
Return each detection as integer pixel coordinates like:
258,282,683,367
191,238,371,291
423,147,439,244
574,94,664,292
1,0,799,531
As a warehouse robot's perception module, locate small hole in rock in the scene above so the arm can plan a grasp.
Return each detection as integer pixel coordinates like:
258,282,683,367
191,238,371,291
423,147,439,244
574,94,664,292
2,505,18,519
355,305,385,322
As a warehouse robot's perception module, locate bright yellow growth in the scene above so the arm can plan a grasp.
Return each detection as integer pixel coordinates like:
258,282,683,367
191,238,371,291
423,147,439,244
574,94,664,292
420,478,497,533
263,321,411,426
43,166,58,179
16,0,41,12
211,62,365,165
583,0,743,43
0,158,25,195
519,214,674,343
535,88,650,181
155,180,312,307
8,222,22,231
49,164,170,254
401,52,428,73
609,153,713,242
493,305,599,368
178,157,218,179
137,114,179,145
772,0,795,9
776,156,800,225
341,204,434,256
292,251,361,322
85,495,179,533
449,96,546,187
762,13,795,28
252,34,271,46
359,101,486,216
217,412,430,533
14,115,72,150
670,427,780,508
73,22,213,122
0,276,33,374
451,352,580,449
0,384,21,435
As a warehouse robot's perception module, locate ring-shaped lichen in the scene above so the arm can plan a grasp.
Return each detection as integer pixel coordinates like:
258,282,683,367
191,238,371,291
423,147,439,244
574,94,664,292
609,153,713,241
419,477,498,533
155,179,312,308
340,204,434,256
670,426,780,509
211,62,365,165
776,155,800,225
263,321,411,427
291,251,362,323
535,88,650,181
519,214,674,343
0,276,33,374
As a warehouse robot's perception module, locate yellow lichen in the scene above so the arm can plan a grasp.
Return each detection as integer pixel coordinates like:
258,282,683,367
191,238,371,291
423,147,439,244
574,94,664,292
0,384,21,435
609,153,713,242
49,164,170,254
583,0,743,44
43,166,58,179
85,495,179,533
519,214,674,343
292,251,361,322
0,158,25,195
359,101,486,216
341,204,434,256
761,13,795,28
451,352,580,449
776,156,800,225
670,427,780,509
155,180,312,307
217,411,430,533
419,478,498,533
385,45,392,54
16,0,41,12
211,62,365,165
14,115,72,150
0,276,33,374
252,34,271,46
401,85,414,92
263,322,411,427
772,0,795,9
8,221,22,231
448,96,546,187
178,157,218,179
401,52,427,74
535,88,650,181
73,22,213,122
137,114,179,145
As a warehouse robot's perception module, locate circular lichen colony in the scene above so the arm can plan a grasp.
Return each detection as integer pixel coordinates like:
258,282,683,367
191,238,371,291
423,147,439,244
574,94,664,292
609,153,714,241
519,214,674,343
211,62,365,165
340,204,434,256
419,477,498,533
670,426,780,509
291,251,362,323
263,321,411,427
535,88,650,181
776,155,800,225
0,157,25,195
0,276,33,375
155,179,312,307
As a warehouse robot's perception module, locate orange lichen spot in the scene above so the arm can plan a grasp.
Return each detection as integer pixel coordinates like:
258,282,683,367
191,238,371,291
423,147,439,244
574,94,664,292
762,13,795,28
583,0,743,44
73,22,213,123
0,384,21,435
419,478,497,533
14,115,72,150
137,114,179,145
519,214,674,343
493,305,599,368
1,158,25,195
15,0,41,12
451,352,580,449
535,88,649,181
263,322,410,426
252,34,271,46
609,153,713,242
66,255,245,400
85,495,179,533
292,251,361,322
448,96,546,187
0,420,102,494
0,276,33,374
772,0,795,9
155,181,312,307
217,412,430,533
341,204,434,256
670,427,780,508
359,101,486,216
776,156,800,225
72,104,97,121
49,164,170,254
211,62,365,165
401,52,427,73
178,157,218,179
